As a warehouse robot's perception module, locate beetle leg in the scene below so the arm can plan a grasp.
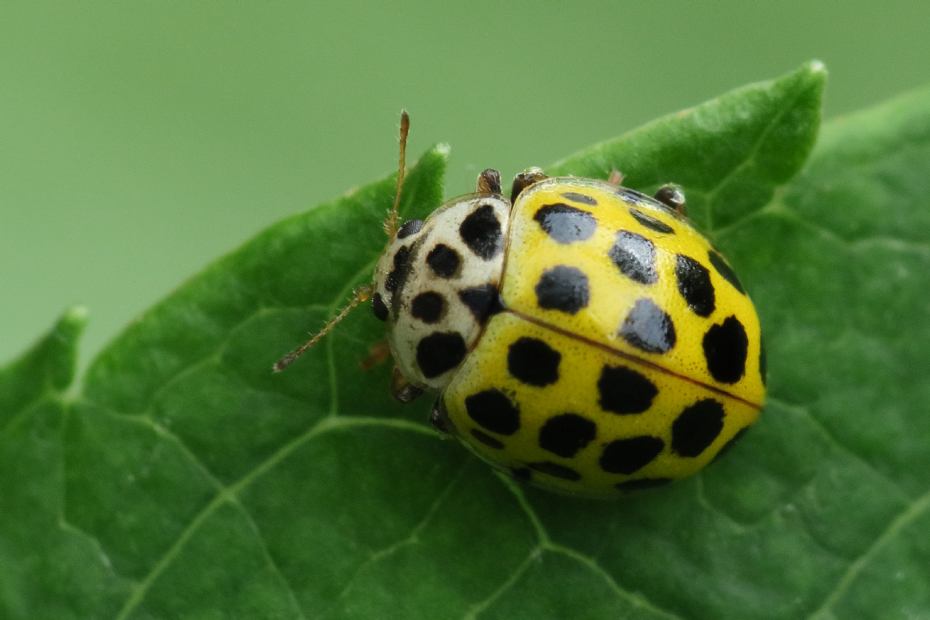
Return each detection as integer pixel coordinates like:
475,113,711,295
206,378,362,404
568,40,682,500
358,337,392,372
428,397,457,436
607,169,625,185
391,365,424,403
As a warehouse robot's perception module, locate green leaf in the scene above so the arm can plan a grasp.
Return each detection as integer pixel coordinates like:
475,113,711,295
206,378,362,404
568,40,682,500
0,306,85,417
0,308,123,619
548,61,824,235
4,62,929,618
715,85,930,619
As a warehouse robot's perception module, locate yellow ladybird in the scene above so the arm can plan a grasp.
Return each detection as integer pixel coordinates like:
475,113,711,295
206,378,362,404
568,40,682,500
278,113,766,497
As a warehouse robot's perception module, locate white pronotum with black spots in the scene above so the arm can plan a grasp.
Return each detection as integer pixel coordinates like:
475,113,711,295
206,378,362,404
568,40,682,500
372,194,510,391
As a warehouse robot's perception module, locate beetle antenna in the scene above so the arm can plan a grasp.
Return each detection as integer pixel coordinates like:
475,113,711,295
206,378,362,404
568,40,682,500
383,110,410,240
274,284,374,372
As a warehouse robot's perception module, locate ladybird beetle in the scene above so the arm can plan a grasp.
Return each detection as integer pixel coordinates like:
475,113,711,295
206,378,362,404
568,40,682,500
278,112,766,497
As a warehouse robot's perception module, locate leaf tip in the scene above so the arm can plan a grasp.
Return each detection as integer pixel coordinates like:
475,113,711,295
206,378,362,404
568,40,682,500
62,305,89,327
435,142,451,158
54,306,89,350
797,59,828,93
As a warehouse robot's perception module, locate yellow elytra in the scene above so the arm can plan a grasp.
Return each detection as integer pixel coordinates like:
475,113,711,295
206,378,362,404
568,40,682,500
278,113,766,497
440,176,765,496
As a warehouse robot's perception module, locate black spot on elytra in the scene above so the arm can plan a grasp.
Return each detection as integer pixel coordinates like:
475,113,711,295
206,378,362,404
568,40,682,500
507,337,561,386
464,389,520,435
599,436,665,475
708,250,745,294
629,209,675,234
411,292,444,324
397,218,424,239
459,204,502,260
561,192,598,206
511,467,532,482
534,266,589,314
759,336,767,387
676,255,716,317
533,203,597,244
615,187,649,206
618,187,677,214
458,284,503,324
527,461,582,481
416,332,467,379
619,298,676,354
597,365,658,414
384,245,411,293
711,426,751,464
672,399,726,457
426,244,460,278
538,414,597,458
615,477,673,492
703,316,749,384
608,231,657,285
371,292,388,322
471,429,505,450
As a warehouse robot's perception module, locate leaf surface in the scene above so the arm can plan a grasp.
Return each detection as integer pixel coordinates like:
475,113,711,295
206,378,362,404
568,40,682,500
0,309,127,619
4,62,930,619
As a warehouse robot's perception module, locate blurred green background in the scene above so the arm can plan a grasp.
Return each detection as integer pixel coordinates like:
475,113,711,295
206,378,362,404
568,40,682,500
2,1,930,371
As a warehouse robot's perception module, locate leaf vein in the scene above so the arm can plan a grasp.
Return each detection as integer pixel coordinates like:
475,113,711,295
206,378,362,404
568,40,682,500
692,473,749,532
806,486,930,619
109,415,434,620
112,492,233,620
545,544,684,620
705,81,814,233
0,392,61,443
233,499,309,620
494,474,681,619
459,547,542,620
767,397,911,500
495,473,550,545
850,235,930,257
321,464,467,619
759,199,930,258
325,256,380,416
